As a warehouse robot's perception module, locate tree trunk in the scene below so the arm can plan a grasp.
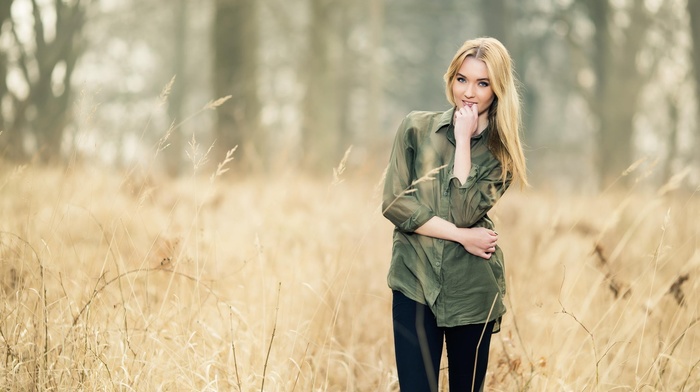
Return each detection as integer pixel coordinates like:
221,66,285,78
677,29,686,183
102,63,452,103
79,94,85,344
585,0,646,188
688,0,700,171
165,0,187,176
366,0,383,158
480,0,512,47
26,1,84,163
0,0,23,161
213,0,261,170
300,0,344,171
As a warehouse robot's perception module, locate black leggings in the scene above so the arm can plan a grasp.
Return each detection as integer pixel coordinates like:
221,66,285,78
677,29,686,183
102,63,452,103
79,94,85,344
392,290,494,392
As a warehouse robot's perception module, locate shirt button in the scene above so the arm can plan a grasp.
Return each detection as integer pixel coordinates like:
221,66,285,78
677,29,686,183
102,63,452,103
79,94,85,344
443,190,448,196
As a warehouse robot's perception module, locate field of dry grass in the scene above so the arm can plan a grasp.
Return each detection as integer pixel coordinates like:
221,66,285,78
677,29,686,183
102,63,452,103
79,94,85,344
1,159,698,391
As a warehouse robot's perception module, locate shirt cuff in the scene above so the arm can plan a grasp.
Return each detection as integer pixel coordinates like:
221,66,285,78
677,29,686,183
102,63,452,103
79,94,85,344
398,205,435,232
449,164,480,189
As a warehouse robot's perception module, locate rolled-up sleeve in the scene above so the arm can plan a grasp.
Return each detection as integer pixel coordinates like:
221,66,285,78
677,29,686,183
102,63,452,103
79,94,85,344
382,115,435,232
449,163,511,228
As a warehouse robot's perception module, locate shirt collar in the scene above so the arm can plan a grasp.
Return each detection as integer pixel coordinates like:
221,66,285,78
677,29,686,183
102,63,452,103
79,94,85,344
433,107,455,133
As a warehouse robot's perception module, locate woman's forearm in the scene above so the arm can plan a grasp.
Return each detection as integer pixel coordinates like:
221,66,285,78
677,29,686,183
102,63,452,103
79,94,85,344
414,216,459,242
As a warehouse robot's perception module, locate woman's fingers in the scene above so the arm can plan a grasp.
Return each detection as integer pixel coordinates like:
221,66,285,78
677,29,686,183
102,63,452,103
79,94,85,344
460,227,499,259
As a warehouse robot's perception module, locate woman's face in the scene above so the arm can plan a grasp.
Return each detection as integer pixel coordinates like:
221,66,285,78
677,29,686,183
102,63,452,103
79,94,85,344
451,56,495,119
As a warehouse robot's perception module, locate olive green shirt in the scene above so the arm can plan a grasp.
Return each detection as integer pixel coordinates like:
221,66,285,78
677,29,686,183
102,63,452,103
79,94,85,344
382,108,511,330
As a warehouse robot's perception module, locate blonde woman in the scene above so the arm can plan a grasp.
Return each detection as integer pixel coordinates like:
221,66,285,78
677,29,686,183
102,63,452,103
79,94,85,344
382,37,528,391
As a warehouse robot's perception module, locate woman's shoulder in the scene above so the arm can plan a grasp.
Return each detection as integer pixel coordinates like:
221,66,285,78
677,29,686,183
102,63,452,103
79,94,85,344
404,109,446,123
400,109,450,133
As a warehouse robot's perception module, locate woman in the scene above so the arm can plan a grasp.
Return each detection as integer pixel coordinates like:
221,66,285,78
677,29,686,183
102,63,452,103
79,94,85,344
382,37,528,391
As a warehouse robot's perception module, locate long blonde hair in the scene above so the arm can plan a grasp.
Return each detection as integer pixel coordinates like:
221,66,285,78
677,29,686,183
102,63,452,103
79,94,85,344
444,37,529,187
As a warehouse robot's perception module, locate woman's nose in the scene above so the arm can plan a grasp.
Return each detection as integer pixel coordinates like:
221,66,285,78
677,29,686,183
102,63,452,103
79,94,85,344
464,84,474,98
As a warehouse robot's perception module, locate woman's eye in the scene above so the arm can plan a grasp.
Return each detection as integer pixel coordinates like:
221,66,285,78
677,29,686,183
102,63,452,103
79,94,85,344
457,77,466,83
479,81,490,87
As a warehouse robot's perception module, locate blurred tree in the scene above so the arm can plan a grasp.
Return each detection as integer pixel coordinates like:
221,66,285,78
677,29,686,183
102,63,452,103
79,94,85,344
0,0,86,163
164,0,187,176
365,0,384,162
479,0,512,46
299,0,351,171
688,0,700,170
0,0,18,160
213,0,261,169
577,0,651,187
384,1,460,113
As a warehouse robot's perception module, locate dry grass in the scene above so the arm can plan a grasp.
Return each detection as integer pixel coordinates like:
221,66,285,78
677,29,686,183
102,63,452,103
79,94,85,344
0,159,699,391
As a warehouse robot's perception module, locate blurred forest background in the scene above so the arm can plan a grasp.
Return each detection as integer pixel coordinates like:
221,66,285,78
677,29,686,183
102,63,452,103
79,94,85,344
1,0,699,192
2,2,700,390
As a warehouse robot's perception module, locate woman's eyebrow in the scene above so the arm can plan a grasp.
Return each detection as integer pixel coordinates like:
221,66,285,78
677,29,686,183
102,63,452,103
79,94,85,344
456,73,490,82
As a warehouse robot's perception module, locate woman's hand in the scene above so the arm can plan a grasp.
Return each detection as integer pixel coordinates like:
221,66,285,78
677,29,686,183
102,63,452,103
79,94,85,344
456,227,498,259
414,217,498,260
454,103,479,144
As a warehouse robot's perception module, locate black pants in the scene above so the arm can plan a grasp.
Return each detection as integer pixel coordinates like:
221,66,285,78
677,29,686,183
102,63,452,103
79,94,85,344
392,290,494,392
